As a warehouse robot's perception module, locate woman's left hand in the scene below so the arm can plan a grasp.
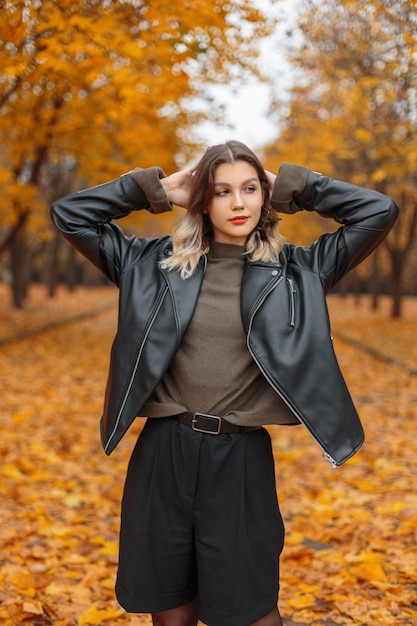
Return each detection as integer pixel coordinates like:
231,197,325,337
161,165,196,208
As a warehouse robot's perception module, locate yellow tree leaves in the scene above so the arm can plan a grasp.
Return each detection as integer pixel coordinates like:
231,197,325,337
1,0,273,184
267,0,417,179
0,0,275,306
264,0,417,316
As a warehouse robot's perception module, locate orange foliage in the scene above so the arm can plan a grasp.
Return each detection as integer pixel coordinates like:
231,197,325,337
0,286,416,625
264,0,417,299
0,0,273,241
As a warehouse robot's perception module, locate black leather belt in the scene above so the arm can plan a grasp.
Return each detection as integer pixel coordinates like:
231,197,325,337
175,411,260,435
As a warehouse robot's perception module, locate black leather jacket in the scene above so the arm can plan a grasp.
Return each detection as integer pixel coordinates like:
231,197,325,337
51,164,398,466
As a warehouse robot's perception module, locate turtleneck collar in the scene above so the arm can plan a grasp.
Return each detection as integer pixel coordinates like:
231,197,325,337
208,241,246,260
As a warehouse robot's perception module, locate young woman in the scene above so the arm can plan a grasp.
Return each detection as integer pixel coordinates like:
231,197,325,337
51,140,398,626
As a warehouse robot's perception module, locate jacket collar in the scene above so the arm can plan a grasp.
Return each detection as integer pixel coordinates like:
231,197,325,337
159,246,283,334
241,258,283,328
158,249,206,334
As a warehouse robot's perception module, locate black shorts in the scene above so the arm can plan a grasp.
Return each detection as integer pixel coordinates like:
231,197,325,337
115,417,285,626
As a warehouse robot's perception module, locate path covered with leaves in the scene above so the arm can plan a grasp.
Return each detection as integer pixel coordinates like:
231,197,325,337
0,286,416,626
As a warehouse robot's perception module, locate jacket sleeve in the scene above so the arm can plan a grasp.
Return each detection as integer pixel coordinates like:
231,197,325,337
50,167,172,285
271,163,399,290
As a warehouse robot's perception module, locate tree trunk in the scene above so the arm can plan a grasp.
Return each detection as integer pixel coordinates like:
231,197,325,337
66,245,77,292
46,230,62,298
370,250,380,311
391,277,402,318
389,248,404,318
10,233,32,308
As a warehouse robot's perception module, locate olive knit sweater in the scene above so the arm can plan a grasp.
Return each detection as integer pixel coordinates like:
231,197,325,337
142,241,298,426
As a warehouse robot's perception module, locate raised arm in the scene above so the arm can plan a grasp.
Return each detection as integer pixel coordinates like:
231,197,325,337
269,163,399,290
50,167,172,283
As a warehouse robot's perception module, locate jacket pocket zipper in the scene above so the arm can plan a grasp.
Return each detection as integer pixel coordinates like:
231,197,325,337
287,277,296,327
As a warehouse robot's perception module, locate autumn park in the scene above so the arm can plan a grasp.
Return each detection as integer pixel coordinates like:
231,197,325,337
1,1,417,625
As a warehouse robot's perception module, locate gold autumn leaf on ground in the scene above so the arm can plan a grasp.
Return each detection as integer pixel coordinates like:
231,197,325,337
78,604,125,625
23,600,44,615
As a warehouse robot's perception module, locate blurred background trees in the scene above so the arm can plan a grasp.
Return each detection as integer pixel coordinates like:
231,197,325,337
1,0,416,315
264,0,417,317
0,0,273,306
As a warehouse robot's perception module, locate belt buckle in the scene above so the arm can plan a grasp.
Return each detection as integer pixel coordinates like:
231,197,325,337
191,412,221,435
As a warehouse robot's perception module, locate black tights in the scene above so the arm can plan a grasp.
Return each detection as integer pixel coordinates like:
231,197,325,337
151,600,283,626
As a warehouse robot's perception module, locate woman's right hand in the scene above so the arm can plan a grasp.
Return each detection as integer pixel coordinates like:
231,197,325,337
161,165,196,209
264,169,277,193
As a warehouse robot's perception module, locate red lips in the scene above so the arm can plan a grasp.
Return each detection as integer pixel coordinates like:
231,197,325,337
230,216,249,224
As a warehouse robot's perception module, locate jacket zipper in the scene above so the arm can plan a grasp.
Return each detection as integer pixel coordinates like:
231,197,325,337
246,281,338,468
287,276,296,327
322,452,338,468
105,284,168,453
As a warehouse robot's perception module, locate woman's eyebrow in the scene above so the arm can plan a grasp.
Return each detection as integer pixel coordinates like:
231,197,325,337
213,177,258,187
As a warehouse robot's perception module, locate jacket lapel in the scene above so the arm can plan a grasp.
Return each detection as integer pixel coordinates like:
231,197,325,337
241,259,283,330
160,252,282,338
159,254,206,338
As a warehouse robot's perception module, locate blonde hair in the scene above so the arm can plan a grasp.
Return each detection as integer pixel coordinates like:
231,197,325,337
165,141,284,279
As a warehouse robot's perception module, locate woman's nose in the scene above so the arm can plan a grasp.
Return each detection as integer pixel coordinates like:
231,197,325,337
232,192,244,208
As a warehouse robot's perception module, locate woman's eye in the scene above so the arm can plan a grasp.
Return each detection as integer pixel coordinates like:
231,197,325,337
215,185,257,197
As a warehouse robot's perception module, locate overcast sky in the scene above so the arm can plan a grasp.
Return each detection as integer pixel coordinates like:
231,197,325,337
196,0,299,149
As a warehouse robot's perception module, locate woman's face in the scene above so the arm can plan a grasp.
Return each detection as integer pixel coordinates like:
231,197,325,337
206,160,263,245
